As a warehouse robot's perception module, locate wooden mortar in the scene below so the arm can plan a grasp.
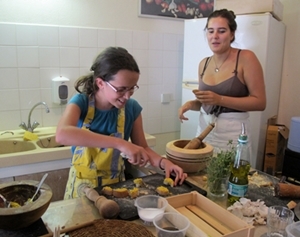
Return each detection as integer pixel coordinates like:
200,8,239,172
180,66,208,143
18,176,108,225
184,123,215,149
166,140,213,173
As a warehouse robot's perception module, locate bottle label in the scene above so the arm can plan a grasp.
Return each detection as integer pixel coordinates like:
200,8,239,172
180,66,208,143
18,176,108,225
227,182,248,197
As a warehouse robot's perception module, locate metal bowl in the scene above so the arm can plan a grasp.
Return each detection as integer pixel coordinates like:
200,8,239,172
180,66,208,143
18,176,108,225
0,180,52,230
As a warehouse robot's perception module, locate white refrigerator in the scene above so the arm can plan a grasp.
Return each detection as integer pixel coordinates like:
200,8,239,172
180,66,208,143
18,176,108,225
180,13,285,170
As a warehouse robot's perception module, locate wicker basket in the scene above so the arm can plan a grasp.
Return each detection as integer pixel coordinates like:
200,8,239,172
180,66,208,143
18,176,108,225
69,219,154,237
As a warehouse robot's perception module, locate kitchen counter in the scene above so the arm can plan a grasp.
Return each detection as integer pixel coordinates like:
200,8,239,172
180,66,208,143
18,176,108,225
40,169,295,237
0,127,156,179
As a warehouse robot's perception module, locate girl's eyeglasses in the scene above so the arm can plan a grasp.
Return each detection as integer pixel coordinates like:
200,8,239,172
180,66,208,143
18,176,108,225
105,81,139,94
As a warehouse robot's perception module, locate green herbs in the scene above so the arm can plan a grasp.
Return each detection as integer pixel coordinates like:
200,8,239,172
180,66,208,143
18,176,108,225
206,141,236,184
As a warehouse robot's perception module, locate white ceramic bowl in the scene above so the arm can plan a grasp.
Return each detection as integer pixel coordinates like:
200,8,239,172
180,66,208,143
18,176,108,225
134,195,168,223
153,212,190,237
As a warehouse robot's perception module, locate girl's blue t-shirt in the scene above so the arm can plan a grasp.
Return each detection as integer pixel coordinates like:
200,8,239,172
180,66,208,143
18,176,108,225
69,93,142,153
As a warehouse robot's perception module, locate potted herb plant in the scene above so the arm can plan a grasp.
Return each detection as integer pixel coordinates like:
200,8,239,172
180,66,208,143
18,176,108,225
206,141,236,197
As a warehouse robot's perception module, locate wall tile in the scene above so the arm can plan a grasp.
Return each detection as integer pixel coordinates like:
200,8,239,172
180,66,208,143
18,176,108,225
59,47,79,67
79,47,98,67
116,30,132,49
39,47,60,67
59,27,79,47
163,33,178,51
16,25,38,46
98,29,116,48
132,49,149,68
148,50,163,67
163,50,179,68
148,84,162,102
18,68,40,89
38,26,59,46
0,89,20,111
148,67,163,85
19,89,42,110
17,46,39,67
0,24,16,45
133,31,148,50
0,111,21,131
79,28,98,47
0,46,17,67
39,68,60,88
0,68,18,89
147,101,162,119
149,32,163,50
138,67,149,85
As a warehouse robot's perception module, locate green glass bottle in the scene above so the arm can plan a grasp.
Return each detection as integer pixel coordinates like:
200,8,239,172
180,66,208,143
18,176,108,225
227,123,251,205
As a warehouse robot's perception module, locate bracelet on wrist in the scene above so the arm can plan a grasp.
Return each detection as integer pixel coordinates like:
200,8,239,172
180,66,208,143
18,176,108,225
159,157,165,170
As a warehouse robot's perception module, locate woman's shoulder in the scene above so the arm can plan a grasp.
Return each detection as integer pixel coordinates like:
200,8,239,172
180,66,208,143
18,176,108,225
238,49,257,60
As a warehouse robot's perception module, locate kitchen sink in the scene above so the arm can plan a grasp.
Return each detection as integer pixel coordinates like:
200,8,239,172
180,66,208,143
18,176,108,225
36,136,65,148
0,140,36,155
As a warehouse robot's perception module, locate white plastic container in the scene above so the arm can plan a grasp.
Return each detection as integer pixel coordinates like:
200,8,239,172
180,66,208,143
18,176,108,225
288,117,300,153
286,221,300,237
153,212,190,237
134,195,168,224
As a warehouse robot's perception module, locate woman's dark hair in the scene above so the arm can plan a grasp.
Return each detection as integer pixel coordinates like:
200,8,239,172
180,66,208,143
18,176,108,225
205,9,237,43
75,47,140,95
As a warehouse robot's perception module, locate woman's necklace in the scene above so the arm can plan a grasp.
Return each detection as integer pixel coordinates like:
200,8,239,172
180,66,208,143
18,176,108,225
213,50,231,73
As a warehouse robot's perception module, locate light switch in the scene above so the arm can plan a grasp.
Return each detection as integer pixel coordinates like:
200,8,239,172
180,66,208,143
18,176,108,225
161,93,171,104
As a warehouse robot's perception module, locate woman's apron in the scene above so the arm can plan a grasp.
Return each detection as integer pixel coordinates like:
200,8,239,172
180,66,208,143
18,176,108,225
196,107,253,165
64,96,125,199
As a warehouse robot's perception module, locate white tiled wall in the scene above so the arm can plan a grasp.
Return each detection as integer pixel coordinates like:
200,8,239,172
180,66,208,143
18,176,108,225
0,23,183,137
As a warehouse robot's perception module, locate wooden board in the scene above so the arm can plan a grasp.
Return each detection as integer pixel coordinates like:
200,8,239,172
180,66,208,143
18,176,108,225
166,191,255,237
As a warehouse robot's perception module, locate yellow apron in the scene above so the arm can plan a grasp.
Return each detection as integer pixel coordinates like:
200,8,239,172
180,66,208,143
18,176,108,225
64,96,125,199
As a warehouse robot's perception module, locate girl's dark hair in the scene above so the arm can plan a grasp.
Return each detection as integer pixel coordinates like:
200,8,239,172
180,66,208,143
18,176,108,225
75,47,140,95
205,9,237,43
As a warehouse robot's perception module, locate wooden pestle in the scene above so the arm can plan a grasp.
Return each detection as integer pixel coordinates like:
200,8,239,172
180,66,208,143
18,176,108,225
184,123,215,149
83,186,120,219
274,182,300,198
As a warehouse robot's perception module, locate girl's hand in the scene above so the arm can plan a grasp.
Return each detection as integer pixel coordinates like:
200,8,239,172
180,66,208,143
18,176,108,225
161,159,188,186
120,142,152,167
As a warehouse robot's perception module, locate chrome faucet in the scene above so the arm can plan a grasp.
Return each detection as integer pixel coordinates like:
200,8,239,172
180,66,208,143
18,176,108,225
19,102,50,132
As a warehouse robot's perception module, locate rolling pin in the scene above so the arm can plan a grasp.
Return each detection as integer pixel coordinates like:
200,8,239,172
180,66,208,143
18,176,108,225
274,182,300,198
83,186,120,219
184,123,215,149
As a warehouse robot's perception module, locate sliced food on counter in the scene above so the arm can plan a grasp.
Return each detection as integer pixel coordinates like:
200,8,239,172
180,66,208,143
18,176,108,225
112,188,129,198
163,177,174,187
156,186,170,196
227,197,268,225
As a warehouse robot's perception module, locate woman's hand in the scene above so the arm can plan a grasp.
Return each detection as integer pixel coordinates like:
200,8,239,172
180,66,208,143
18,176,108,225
178,103,191,123
193,90,222,105
160,159,188,186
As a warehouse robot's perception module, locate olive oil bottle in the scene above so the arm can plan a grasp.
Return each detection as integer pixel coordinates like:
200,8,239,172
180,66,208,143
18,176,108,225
227,123,251,205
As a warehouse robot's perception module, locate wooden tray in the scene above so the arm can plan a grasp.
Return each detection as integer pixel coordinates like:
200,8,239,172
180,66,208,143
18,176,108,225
166,191,255,237
94,173,207,220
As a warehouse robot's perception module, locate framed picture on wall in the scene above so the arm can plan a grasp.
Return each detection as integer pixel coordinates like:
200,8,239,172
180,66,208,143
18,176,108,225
139,0,214,20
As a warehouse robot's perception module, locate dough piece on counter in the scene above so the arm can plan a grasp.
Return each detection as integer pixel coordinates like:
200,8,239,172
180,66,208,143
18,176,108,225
287,200,297,209
133,178,144,187
163,178,174,187
129,187,139,199
113,188,129,198
102,186,113,196
156,186,169,196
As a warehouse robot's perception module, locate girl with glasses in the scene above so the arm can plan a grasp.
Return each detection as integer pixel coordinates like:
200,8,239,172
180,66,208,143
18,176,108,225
56,47,187,199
